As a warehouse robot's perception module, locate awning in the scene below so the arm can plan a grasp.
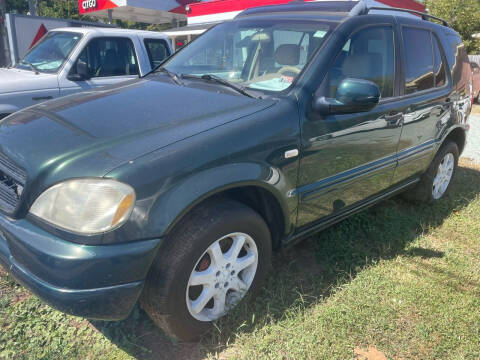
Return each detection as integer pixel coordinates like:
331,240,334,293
163,23,218,37
78,0,189,24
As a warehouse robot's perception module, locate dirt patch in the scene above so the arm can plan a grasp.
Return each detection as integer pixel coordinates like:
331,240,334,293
10,291,30,305
354,345,387,360
460,158,480,170
471,104,480,115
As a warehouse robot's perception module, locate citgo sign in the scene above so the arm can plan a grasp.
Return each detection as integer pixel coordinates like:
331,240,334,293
78,0,120,14
81,0,97,10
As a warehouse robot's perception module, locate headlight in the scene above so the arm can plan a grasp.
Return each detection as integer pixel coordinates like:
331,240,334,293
30,178,135,234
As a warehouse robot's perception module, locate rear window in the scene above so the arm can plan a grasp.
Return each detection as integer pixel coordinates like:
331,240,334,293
144,39,170,69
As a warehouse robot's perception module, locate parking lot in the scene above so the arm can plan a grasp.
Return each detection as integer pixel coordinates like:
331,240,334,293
463,107,480,164
1,0,480,358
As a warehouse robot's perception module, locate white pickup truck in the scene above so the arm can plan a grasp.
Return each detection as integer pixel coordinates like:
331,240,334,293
0,27,173,119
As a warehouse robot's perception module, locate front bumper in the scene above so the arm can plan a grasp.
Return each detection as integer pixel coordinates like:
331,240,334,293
0,214,162,320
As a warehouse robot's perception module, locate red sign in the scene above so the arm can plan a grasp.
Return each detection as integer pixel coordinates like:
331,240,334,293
29,24,48,49
78,0,119,14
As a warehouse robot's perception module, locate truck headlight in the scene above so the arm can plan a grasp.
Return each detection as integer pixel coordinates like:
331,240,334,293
30,178,135,234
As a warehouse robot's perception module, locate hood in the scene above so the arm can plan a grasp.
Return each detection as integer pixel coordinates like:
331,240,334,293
0,76,275,197
0,68,58,94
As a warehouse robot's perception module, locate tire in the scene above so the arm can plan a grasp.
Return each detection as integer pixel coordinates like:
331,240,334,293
140,199,272,341
402,140,459,203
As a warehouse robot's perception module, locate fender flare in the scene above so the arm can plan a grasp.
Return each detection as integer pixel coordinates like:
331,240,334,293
438,124,467,154
145,162,295,239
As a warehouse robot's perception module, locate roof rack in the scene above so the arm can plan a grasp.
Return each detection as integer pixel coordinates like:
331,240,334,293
350,1,450,28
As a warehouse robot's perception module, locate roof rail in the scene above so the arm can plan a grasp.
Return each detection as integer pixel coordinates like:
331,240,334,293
349,1,450,28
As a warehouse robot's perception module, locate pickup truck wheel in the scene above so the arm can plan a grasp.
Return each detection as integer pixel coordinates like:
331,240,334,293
140,199,271,341
403,140,459,203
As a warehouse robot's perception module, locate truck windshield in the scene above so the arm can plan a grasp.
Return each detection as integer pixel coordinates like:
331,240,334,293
163,19,338,93
16,31,82,73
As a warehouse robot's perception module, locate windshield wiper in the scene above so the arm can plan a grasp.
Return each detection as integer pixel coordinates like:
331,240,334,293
155,67,184,86
182,74,257,98
19,60,40,74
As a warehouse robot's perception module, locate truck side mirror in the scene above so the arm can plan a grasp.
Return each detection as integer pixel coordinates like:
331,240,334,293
67,60,90,81
313,78,380,115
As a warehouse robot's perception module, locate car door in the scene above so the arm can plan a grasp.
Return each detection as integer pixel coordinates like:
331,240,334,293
391,23,452,184
296,23,404,229
59,37,140,96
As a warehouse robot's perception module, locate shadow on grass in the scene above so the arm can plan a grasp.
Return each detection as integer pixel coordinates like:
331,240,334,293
91,166,480,360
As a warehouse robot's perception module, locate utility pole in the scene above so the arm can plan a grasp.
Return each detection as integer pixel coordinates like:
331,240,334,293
28,0,36,16
0,0,6,67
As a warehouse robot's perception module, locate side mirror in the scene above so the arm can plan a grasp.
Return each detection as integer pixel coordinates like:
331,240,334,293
313,78,380,115
67,60,89,81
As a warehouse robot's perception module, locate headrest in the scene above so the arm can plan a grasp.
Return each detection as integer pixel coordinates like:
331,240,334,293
251,32,271,43
341,54,382,78
275,44,300,66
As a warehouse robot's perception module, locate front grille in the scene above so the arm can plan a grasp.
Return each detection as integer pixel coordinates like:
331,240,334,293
0,153,26,214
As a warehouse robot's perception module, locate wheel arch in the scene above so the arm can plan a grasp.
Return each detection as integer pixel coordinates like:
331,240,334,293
442,126,467,155
163,183,289,251
145,162,295,251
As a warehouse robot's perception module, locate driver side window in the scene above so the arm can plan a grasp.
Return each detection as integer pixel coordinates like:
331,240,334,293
323,26,395,99
72,37,138,78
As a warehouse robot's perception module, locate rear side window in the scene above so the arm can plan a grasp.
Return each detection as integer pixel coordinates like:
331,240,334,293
75,37,138,78
403,27,434,94
432,34,447,87
144,39,170,69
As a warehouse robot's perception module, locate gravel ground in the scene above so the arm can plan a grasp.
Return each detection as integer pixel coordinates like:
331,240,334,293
463,114,480,163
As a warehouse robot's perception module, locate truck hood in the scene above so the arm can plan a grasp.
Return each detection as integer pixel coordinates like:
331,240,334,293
0,68,58,94
0,76,275,196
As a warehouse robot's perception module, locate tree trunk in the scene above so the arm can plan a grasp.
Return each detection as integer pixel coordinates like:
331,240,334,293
28,0,36,16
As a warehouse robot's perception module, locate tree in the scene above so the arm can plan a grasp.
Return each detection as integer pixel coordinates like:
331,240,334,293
6,0,28,13
426,0,480,54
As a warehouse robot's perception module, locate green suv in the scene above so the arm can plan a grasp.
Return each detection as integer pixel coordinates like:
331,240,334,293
0,1,471,341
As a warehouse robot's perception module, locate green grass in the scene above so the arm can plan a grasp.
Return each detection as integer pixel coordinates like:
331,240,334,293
1,163,480,359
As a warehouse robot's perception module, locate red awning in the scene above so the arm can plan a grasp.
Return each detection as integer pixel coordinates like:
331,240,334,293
186,0,426,25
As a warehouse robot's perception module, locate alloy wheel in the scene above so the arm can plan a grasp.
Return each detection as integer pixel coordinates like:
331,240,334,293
186,232,258,321
432,153,455,200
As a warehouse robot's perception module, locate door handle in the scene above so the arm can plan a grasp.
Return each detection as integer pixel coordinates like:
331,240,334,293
32,96,53,101
384,113,403,127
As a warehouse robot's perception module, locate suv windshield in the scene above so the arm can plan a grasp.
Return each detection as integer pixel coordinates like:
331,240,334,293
16,31,82,73
163,19,338,93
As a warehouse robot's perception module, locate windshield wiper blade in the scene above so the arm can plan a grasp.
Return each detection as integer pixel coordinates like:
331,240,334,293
19,60,40,74
155,67,184,86
182,74,256,98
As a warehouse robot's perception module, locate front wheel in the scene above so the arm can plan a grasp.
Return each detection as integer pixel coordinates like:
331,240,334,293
403,140,459,203
141,199,271,341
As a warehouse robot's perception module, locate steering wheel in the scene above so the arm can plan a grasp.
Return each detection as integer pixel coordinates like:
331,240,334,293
277,66,301,75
